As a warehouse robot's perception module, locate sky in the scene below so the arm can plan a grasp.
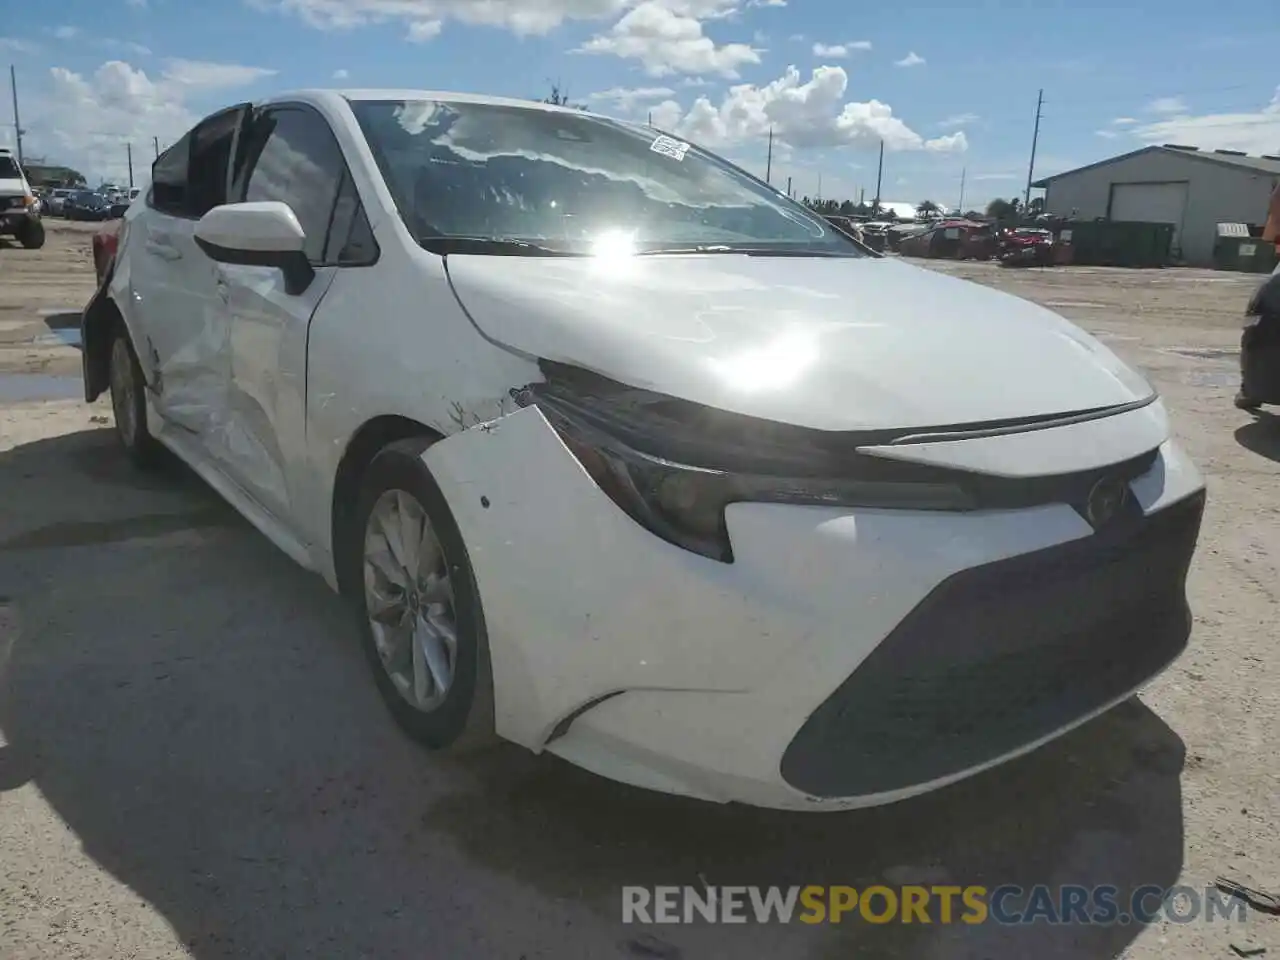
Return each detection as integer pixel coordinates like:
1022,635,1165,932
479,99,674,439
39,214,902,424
2,0,1279,210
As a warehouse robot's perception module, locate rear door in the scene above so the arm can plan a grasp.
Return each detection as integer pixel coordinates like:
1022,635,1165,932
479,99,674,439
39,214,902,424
130,104,250,437
213,103,376,522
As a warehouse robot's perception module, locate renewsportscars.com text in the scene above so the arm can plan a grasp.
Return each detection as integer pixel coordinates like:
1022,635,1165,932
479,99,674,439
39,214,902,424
622,885,1249,926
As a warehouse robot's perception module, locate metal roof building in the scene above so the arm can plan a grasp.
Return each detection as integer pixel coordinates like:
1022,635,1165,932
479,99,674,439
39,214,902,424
1032,145,1280,266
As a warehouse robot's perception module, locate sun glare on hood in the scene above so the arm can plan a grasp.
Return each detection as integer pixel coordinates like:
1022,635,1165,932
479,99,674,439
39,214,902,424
708,330,820,392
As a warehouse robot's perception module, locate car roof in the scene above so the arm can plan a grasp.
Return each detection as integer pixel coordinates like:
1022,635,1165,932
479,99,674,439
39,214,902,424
258,88,615,122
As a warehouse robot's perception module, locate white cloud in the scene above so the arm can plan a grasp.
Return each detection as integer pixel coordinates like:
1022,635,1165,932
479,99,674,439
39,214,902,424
162,58,277,88
0,37,40,54
1147,96,1187,115
748,0,786,6
938,112,977,129
587,85,676,112
971,172,1018,181
53,25,81,40
407,19,442,41
1128,87,1280,156
577,1,760,78
24,58,279,185
333,68,350,79
812,43,846,57
894,51,925,68
1111,117,1137,125
251,0,632,35
646,64,967,154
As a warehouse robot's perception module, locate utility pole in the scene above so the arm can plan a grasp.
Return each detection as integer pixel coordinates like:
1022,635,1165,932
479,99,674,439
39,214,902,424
765,126,773,184
958,166,966,214
786,175,792,198
126,142,134,188
9,65,24,166
817,173,822,204
873,140,884,213
153,135,160,159
1024,88,1043,210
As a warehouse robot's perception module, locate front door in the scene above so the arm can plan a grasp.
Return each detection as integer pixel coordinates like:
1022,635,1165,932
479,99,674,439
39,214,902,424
213,103,368,523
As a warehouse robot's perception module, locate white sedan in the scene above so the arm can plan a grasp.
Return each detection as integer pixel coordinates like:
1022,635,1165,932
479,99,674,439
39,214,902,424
81,90,1206,810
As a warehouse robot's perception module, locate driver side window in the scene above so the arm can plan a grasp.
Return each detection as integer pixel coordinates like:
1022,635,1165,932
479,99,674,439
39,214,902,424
232,105,377,266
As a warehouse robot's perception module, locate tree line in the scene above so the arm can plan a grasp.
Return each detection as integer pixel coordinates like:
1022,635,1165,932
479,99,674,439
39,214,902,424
801,196,1045,221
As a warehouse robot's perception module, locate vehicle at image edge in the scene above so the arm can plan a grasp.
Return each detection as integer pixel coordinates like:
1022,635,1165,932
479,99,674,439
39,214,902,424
1238,267,1280,410
81,90,1207,811
0,148,46,249
93,218,126,286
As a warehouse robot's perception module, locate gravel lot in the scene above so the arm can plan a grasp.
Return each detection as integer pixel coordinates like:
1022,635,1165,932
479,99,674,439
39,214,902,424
1,221,1277,960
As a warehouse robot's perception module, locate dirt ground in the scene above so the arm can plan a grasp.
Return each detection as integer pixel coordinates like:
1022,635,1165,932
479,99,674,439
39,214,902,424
0,221,1277,960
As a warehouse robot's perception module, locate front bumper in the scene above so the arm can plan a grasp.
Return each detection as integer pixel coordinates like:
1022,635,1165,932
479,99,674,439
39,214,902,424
423,404,1205,810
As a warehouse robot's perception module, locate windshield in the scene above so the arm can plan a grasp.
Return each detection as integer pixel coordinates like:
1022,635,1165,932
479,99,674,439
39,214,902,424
350,99,865,257
0,156,22,179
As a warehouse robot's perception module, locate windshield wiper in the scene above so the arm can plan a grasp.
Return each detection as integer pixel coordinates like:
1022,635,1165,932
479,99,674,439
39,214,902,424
418,236,581,257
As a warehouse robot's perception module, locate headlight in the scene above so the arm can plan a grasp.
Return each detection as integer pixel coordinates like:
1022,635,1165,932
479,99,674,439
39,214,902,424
517,364,975,562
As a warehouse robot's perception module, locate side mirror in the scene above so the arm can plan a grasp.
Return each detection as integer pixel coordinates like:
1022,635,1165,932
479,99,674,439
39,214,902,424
194,201,315,295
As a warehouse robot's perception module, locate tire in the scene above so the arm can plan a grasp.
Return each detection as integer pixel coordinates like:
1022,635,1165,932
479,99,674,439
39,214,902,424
17,219,45,250
108,324,163,468
348,437,496,752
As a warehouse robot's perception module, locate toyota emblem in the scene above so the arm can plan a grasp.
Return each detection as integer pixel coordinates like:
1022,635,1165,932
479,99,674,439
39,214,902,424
1085,477,1129,528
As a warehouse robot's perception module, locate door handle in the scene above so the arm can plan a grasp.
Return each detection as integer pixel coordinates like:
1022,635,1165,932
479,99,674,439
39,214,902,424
145,239,183,261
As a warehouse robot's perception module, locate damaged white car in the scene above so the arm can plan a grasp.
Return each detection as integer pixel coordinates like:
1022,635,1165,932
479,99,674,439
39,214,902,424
82,91,1206,810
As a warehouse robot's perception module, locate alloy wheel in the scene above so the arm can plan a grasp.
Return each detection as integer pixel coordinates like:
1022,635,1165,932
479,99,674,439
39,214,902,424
362,489,457,712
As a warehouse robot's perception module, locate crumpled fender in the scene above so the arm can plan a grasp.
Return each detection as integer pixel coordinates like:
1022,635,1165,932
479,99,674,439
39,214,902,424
420,405,786,750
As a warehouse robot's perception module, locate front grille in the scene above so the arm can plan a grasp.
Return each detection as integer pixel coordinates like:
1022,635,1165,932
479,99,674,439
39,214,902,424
780,490,1205,799
1,196,24,210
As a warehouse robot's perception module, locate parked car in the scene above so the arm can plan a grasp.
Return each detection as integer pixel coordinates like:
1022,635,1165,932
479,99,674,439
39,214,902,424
998,226,1071,268
83,90,1206,811
44,188,74,216
898,219,997,260
65,190,113,221
0,147,45,248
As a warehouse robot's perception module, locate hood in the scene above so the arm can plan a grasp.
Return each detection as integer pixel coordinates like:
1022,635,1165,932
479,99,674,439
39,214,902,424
444,253,1153,432
0,177,28,197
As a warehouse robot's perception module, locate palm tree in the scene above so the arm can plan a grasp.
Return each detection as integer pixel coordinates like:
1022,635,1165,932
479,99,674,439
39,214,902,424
916,199,941,218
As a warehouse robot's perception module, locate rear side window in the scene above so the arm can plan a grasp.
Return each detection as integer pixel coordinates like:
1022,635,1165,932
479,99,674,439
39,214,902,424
149,131,191,215
188,108,244,217
148,106,247,219
234,107,345,263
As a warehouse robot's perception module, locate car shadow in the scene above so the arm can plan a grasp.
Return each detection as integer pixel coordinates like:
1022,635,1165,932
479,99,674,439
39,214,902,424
0,428,1187,959
1234,410,1280,463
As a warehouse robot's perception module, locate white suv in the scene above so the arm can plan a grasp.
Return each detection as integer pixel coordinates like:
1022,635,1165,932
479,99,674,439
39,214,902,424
82,90,1206,810
0,147,44,248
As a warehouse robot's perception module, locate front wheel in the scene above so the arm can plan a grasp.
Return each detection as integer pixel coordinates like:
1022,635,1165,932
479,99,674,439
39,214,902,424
17,219,45,250
108,326,163,468
350,438,496,752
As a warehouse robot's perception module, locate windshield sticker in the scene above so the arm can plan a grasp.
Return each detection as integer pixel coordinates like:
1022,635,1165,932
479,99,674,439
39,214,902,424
649,135,690,161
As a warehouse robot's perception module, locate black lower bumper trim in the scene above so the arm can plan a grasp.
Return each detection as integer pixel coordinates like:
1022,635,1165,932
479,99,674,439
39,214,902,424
780,490,1205,799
